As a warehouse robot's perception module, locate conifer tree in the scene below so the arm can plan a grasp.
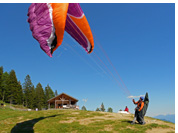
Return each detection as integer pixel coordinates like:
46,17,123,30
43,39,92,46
6,70,19,104
1,72,9,102
44,84,55,108
45,84,55,100
44,86,49,108
55,90,58,96
45,86,49,100
16,81,23,105
28,85,36,109
49,86,55,99
23,75,34,107
0,66,3,100
81,106,87,111
35,83,45,110
100,102,105,112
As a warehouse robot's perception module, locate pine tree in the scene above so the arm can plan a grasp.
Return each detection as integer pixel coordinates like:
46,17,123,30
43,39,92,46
100,102,105,112
46,85,55,99
1,72,9,102
55,90,58,96
6,70,19,104
28,85,36,109
23,75,33,107
15,81,23,105
44,84,55,108
48,87,55,99
81,106,87,111
44,87,49,108
0,66,3,100
35,83,45,110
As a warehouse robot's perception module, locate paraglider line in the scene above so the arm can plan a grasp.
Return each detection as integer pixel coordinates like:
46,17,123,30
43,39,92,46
94,37,131,96
93,52,130,97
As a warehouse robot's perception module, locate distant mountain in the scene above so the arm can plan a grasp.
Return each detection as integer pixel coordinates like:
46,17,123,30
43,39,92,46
154,114,175,123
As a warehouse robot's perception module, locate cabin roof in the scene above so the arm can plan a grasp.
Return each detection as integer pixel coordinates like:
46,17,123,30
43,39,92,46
47,92,78,103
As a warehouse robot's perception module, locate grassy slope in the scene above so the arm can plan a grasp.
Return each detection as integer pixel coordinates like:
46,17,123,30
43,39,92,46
0,107,175,133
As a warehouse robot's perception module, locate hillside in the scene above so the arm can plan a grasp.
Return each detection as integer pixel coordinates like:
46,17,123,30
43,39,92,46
0,107,175,133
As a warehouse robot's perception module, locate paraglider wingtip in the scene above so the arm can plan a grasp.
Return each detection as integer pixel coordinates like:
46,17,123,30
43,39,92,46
49,54,53,58
47,52,53,58
88,48,94,54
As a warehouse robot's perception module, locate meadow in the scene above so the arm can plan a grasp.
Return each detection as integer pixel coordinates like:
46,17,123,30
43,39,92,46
0,106,175,133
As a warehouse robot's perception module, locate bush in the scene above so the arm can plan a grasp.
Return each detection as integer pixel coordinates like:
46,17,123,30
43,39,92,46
107,107,113,113
96,108,100,111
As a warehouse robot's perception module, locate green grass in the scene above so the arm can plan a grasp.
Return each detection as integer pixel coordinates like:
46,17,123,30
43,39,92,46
0,108,174,133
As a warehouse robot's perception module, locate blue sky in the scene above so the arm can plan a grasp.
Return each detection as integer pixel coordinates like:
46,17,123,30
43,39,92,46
0,3,175,117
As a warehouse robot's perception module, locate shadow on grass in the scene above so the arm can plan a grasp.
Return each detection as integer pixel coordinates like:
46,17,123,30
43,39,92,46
11,114,61,133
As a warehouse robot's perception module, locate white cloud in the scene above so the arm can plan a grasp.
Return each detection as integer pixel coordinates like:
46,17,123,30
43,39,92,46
82,99,88,102
127,95,145,99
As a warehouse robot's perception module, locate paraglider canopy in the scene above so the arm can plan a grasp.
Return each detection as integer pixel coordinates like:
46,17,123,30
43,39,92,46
27,3,94,57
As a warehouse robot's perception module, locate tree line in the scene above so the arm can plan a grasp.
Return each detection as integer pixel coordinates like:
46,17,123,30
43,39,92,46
81,102,113,113
0,66,58,110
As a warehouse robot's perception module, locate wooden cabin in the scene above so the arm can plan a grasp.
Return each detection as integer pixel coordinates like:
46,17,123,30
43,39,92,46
47,93,79,109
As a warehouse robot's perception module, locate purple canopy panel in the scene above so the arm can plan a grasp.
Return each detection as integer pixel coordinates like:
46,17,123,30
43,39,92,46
27,3,53,57
65,3,89,53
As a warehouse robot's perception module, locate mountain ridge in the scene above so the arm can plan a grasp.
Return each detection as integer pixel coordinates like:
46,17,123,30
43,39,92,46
154,114,175,123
